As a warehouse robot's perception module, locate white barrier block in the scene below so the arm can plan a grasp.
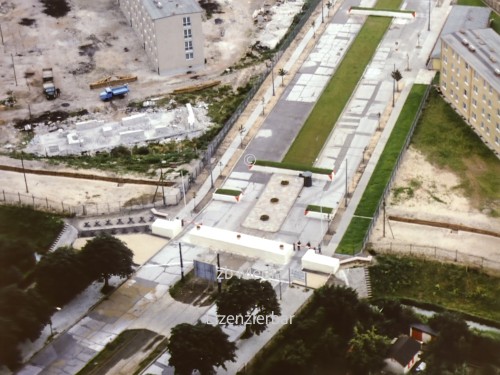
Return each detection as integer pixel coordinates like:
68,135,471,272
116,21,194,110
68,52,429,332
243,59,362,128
301,250,340,275
152,218,182,238
185,225,293,265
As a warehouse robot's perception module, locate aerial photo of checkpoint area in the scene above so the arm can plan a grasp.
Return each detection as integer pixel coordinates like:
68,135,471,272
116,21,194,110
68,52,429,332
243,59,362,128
0,0,500,373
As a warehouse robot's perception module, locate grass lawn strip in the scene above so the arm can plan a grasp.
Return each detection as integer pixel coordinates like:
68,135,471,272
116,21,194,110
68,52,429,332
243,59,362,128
214,188,242,196
336,84,429,254
283,15,395,165
253,159,332,174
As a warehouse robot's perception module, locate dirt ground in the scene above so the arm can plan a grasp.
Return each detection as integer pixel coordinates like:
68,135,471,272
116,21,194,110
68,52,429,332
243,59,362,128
0,0,278,140
369,147,500,264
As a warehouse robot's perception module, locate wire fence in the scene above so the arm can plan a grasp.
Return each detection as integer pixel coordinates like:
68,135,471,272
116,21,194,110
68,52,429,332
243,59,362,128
0,189,175,217
370,241,500,276
358,84,433,253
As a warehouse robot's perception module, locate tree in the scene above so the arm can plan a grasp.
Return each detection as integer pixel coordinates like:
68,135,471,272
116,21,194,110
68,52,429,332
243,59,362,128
313,285,368,340
216,277,281,337
0,237,36,274
346,326,390,375
278,68,287,86
0,286,53,370
80,234,135,290
391,68,403,92
35,246,91,306
167,322,236,375
424,312,471,374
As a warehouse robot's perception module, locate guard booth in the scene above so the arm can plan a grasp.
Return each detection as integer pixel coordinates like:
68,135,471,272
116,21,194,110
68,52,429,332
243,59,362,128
299,171,312,187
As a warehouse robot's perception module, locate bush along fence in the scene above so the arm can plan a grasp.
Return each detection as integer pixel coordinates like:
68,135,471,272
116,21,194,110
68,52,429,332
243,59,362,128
336,84,431,254
370,242,500,276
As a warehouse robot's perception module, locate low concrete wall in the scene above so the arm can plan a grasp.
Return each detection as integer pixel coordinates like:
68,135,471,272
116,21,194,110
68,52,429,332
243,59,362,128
302,250,340,274
249,164,333,181
349,9,416,18
305,209,335,221
185,225,293,264
213,192,242,203
151,218,183,238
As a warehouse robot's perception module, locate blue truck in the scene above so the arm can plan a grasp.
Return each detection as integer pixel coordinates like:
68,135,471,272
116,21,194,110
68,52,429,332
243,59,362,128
99,84,129,101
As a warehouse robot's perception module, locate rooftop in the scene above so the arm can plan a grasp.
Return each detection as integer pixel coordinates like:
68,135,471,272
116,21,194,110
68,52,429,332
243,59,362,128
389,336,421,367
442,28,500,94
142,0,203,20
431,5,491,59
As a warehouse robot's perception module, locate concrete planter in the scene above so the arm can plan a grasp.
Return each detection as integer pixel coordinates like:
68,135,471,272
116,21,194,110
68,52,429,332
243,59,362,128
304,210,333,221
249,164,334,181
213,191,243,203
349,8,416,19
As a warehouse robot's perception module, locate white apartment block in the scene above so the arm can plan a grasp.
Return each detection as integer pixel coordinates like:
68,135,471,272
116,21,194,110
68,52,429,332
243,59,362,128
120,0,205,76
440,28,500,157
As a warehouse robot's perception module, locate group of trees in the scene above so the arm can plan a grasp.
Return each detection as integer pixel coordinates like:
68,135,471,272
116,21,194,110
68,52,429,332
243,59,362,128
0,233,135,370
166,277,281,374
35,234,135,306
243,284,500,375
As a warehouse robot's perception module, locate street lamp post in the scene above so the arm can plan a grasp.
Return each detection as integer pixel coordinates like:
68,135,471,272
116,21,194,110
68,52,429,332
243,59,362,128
270,57,275,96
392,64,396,107
20,152,29,193
321,0,324,23
428,0,431,31
180,171,187,209
160,161,166,206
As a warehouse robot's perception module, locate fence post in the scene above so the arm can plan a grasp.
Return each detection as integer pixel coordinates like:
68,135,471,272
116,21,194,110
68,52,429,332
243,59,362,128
46,197,49,209
32,195,35,208
18,192,21,204
61,202,64,213
2,190,5,201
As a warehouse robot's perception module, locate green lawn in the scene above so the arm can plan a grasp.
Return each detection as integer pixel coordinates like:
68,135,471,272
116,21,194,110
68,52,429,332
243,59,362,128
336,84,429,254
282,15,396,165
411,89,500,216
0,205,64,253
370,255,500,324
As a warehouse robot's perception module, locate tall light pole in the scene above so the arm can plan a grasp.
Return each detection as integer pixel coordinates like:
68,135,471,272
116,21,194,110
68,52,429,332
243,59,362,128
392,64,396,108
20,152,29,193
428,0,431,31
180,171,187,209
321,0,324,23
271,57,275,96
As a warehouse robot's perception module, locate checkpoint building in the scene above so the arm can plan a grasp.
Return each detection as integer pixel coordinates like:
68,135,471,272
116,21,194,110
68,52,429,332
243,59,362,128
120,0,205,76
439,28,500,157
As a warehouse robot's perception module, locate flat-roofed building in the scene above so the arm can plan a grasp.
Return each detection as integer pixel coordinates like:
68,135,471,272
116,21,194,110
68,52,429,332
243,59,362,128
440,28,500,157
120,0,204,76
429,6,490,70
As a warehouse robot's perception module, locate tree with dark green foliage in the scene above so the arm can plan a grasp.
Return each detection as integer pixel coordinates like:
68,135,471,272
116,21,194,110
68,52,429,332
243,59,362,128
79,234,135,290
391,68,403,92
374,299,420,337
216,277,281,337
346,326,390,375
0,237,36,274
167,322,236,375
0,286,52,370
313,284,368,340
424,312,471,374
35,246,92,306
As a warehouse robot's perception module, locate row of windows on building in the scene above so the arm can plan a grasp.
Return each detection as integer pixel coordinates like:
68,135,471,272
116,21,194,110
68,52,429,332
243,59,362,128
183,16,194,60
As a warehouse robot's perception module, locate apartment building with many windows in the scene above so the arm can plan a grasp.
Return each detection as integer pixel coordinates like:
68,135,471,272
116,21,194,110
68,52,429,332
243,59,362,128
440,28,500,157
120,0,204,76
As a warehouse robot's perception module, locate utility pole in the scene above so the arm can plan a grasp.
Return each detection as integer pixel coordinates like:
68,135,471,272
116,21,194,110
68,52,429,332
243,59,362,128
392,64,396,107
271,57,275,96
179,242,184,281
21,152,28,193
321,0,324,23
344,159,348,207
428,0,431,31
11,54,18,86
383,199,386,237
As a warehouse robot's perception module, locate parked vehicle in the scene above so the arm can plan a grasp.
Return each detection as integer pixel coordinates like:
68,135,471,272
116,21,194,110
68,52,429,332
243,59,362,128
42,68,60,100
99,84,129,101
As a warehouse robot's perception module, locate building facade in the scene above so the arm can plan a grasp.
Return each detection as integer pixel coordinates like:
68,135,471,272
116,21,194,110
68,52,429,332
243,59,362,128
440,28,500,157
120,0,204,76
